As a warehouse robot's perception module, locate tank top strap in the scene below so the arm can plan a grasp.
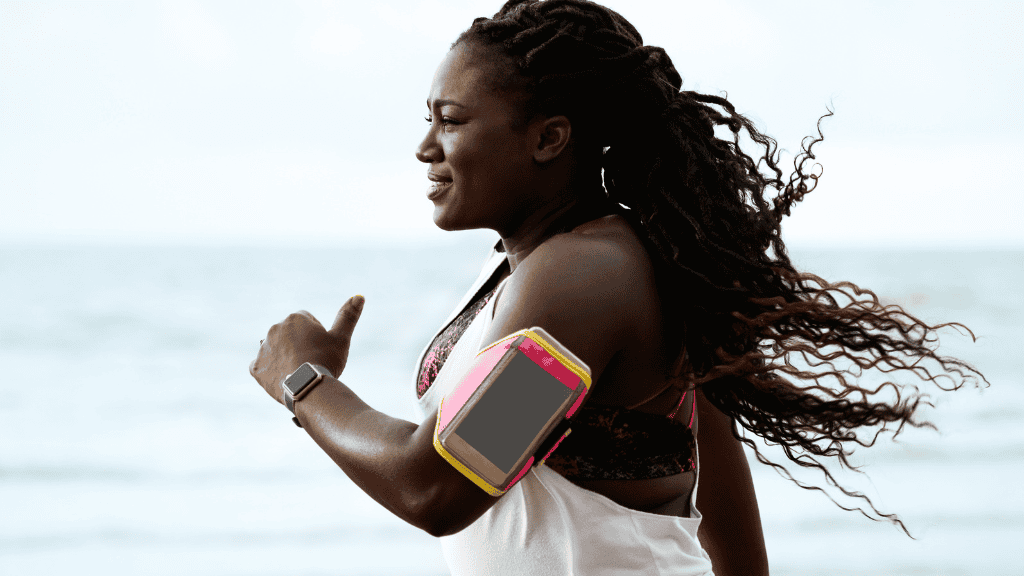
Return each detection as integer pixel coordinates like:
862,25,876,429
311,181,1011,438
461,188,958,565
488,271,513,320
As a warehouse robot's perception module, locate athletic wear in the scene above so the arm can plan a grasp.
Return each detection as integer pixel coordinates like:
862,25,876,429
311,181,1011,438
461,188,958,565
410,241,714,575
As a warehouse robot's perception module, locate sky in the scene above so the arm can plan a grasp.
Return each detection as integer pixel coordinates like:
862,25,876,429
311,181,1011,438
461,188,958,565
1,0,1022,249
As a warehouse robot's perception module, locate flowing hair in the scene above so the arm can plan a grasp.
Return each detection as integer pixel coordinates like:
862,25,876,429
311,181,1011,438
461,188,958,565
454,0,986,536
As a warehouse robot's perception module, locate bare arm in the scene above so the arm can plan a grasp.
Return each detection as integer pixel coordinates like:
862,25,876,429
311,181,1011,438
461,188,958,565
250,306,508,537
696,388,769,576
293,376,433,529
261,237,631,538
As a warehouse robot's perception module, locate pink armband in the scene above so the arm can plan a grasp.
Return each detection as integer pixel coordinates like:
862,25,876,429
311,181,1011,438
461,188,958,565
433,326,592,496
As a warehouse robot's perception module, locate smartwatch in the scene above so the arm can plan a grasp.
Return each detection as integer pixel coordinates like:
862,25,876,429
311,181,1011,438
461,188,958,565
282,362,333,426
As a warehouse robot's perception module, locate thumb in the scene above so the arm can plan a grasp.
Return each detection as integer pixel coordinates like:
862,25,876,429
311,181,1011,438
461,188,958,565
329,294,364,336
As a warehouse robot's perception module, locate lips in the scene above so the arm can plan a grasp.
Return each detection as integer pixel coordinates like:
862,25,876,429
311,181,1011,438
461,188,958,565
427,172,453,199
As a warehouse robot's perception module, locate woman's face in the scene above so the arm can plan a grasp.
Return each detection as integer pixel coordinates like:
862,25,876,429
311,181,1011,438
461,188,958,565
416,41,537,232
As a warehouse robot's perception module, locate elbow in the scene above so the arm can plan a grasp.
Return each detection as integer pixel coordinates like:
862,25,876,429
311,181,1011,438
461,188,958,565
424,523,448,539
418,514,453,539
412,509,444,538
424,517,471,539
413,486,477,539
416,499,468,539
408,480,452,538
414,497,446,539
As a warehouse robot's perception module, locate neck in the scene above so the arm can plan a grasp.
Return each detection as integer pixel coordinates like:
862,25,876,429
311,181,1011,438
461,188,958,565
501,188,621,274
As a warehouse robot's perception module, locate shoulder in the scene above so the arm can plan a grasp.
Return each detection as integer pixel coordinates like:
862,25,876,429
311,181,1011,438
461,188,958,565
487,233,644,386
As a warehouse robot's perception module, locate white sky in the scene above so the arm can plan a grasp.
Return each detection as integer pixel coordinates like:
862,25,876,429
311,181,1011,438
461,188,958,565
2,0,1022,249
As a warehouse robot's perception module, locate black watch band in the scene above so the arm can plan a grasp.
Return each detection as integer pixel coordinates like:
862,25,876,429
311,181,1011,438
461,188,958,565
282,362,333,427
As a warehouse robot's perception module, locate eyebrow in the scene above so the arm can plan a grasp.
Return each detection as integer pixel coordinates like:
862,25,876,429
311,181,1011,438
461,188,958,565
427,99,466,109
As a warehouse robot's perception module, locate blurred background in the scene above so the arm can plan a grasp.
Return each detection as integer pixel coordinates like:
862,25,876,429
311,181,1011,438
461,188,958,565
1,1,1021,574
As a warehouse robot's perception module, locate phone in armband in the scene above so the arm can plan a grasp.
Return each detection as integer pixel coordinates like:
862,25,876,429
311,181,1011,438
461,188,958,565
432,326,592,497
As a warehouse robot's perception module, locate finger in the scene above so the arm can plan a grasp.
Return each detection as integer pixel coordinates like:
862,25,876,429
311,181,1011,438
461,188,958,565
329,295,364,336
249,358,258,378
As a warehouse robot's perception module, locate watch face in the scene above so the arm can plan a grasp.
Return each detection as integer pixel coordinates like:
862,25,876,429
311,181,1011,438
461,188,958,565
285,363,318,396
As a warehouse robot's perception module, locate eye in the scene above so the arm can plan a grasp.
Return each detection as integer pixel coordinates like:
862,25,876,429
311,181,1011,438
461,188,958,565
424,115,459,128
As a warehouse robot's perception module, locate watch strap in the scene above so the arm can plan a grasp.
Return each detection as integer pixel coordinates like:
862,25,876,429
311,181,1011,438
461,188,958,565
285,385,297,414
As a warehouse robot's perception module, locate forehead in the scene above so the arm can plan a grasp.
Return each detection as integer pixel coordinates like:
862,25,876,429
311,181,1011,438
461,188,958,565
428,42,520,112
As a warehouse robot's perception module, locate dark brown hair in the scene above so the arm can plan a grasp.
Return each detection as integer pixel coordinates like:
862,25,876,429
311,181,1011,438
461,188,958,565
456,0,987,536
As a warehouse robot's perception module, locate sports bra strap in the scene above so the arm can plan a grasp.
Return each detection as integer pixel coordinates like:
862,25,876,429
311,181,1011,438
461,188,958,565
666,388,697,429
687,391,696,429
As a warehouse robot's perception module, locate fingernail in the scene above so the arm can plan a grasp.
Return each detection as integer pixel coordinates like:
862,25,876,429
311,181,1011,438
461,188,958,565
353,295,364,310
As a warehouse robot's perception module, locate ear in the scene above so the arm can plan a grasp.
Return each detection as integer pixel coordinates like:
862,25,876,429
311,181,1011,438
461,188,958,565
532,115,572,164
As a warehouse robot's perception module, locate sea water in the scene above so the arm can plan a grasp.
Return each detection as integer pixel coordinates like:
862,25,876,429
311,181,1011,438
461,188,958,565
0,242,1020,575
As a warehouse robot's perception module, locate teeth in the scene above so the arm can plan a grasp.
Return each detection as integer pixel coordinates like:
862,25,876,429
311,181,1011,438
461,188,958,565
429,180,452,195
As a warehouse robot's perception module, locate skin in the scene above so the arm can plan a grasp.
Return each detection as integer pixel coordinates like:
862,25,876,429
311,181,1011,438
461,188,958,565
695,389,770,575
250,40,768,573
419,41,610,271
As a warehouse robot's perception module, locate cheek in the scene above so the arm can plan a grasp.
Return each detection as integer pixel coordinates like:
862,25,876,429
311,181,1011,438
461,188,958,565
446,135,480,184
441,132,459,160
446,127,526,196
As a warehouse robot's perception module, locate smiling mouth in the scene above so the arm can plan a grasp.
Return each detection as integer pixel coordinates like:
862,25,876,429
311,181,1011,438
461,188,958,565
427,179,452,199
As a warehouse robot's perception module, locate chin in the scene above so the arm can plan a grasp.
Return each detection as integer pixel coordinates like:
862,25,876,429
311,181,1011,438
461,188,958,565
432,204,460,232
432,203,483,233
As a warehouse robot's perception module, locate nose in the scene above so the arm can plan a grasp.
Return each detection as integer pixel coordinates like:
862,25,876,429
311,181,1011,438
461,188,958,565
415,124,442,164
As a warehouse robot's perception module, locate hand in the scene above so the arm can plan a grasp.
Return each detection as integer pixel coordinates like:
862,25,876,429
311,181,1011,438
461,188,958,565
249,295,365,404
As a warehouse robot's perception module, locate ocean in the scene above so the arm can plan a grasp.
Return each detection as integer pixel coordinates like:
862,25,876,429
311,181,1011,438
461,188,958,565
1,242,1020,575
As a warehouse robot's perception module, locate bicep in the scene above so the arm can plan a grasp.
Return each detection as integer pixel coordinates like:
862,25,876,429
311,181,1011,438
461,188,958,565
695,388,769,576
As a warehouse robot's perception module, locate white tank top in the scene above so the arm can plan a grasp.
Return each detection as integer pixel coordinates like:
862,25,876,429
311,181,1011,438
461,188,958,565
411,243,715,576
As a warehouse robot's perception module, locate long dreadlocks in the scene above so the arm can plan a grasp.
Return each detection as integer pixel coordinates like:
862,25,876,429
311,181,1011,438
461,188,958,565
453,0,986,536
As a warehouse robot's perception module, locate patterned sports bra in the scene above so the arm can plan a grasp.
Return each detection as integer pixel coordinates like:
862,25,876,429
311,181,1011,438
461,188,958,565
416,277,696,481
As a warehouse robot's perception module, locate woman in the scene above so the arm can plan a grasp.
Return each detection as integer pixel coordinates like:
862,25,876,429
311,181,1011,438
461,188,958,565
249,1,985,574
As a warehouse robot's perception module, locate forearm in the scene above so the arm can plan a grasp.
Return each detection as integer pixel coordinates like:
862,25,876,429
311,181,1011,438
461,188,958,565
293,375,428,529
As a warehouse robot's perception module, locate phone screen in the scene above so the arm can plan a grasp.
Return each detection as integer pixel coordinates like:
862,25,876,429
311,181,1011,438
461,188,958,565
453,350,573,473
